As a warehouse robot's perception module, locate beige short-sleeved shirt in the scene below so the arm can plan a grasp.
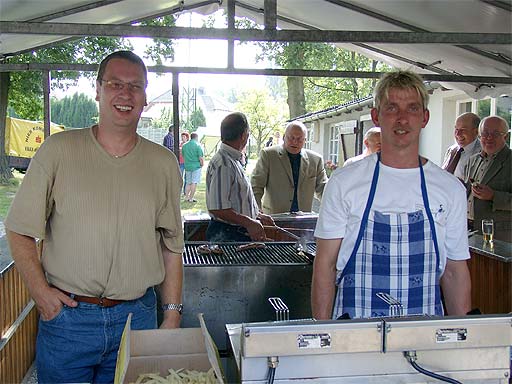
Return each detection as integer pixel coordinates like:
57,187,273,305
5,127,184,300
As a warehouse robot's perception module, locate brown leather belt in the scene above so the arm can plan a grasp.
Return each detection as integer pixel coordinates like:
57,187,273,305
53,286,127,307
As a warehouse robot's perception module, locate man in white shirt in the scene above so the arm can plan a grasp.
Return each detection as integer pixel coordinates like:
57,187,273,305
312,70,471,320
343,127,381,167
441,112,481,179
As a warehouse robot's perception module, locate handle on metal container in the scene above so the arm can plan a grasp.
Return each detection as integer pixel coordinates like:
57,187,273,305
268,297,290,321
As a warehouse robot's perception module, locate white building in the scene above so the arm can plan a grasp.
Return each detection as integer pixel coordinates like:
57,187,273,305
297,85,512,168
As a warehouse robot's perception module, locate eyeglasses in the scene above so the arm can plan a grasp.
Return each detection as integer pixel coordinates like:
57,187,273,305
479,131,507,139
100,79,145,93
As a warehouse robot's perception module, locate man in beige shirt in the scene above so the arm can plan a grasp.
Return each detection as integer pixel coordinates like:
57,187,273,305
5,51,184,383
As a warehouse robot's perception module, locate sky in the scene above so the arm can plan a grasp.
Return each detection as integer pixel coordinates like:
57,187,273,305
53,11,272,103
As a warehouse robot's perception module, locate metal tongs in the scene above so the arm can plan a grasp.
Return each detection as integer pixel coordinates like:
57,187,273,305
376,292,404,317
273,226,315,259
268,297,290,321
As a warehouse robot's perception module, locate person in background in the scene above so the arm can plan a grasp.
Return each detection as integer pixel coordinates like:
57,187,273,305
179,131,190,195
312,70,471,321
274,130,284,145
441,112,481,180
5,51,184,383
206,112,274,242
163,124,175,152
251,121,328,214
343,127,381,167
181,132,204,203
465,115,511,242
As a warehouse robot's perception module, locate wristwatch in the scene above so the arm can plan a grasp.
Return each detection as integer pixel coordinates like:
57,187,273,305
161,303,183,315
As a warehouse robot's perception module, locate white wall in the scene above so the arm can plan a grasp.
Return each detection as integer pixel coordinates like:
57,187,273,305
310,88,473,167
420,88,472,165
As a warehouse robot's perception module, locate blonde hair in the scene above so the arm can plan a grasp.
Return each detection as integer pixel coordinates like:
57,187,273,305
373,70,429,111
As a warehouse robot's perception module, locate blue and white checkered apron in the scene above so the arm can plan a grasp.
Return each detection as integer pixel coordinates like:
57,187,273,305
334,154,443,319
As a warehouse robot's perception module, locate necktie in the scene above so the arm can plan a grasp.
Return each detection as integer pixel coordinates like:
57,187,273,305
445,147,464,174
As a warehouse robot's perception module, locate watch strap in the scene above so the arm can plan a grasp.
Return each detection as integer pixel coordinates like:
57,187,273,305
161,303,183,314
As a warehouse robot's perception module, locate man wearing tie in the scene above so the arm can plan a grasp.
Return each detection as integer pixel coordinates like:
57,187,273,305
441,112,481,179
465,116,511,242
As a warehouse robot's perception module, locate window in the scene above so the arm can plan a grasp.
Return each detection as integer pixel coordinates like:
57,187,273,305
458,101,472,115
478,99,491,118
304,126,313,150
329,125,340,164
496,96,511,127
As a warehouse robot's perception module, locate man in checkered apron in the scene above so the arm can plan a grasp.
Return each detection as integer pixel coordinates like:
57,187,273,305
312,71,471,320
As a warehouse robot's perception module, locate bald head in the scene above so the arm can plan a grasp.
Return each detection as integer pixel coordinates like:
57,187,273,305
364,127,381,154
479,115,509,156
454,112,480,148
283,121,307,154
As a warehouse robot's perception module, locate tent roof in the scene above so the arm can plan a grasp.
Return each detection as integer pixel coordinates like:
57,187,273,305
0,0,511,97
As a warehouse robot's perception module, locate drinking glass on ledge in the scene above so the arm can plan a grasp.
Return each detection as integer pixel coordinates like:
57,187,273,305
482,219,494,246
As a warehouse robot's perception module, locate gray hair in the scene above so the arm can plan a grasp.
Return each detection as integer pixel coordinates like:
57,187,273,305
479,115,510,134
285,121,307,136
364,127,381,141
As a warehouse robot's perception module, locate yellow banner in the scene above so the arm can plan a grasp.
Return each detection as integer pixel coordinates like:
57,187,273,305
5,117,65,158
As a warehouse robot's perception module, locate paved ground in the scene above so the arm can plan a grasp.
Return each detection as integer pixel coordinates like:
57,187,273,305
21,364,37,384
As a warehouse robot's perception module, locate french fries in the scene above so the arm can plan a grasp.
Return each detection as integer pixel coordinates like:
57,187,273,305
133,368,217,384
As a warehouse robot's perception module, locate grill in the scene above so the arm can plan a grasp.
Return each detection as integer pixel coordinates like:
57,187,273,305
180,241,315,352
183,241,315,266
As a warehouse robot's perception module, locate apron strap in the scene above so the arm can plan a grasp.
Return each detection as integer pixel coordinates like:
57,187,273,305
419,157,441,272
347,152,381,262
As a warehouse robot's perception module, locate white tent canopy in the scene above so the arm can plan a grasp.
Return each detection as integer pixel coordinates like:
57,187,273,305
0,0,511,98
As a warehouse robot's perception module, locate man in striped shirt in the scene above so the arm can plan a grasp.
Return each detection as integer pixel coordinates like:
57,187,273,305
206,112,274,242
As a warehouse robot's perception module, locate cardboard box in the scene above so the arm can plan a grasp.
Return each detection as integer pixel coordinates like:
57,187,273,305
114,314,224,384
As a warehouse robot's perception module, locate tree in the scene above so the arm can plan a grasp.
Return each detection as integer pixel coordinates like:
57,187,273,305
152,106,173,129
189,108,206,131
236,88,288,155
237,17,389,117
1,16,177,183
255,40,389,117
51,93,98,128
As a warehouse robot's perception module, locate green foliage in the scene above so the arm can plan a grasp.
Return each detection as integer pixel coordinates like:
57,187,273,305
7,37,132,120
138,16,176,65
153,106,174,129
235,88,288,154
478,99,491,118
256,40,390,112
189,108,206,130
6,15,177,121
237,16,390,114
51,93,98,128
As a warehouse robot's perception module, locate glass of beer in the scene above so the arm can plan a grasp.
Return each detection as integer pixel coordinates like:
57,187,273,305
482,219,494,245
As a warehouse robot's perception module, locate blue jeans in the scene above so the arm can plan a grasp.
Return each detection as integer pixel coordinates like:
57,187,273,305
180,163,186,194
36,288,157,384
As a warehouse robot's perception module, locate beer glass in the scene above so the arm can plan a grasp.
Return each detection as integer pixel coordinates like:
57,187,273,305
481,219,494,245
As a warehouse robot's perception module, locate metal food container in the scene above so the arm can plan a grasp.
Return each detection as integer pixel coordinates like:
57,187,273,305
180,241,315,352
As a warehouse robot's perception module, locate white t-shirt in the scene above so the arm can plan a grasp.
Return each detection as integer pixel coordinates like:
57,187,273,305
315,153,470,274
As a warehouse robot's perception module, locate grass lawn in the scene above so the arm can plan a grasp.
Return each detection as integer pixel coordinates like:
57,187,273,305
0,171,22,221
181,158,257,217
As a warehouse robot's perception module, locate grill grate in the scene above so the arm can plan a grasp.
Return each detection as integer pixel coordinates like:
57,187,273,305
183,241,316,266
